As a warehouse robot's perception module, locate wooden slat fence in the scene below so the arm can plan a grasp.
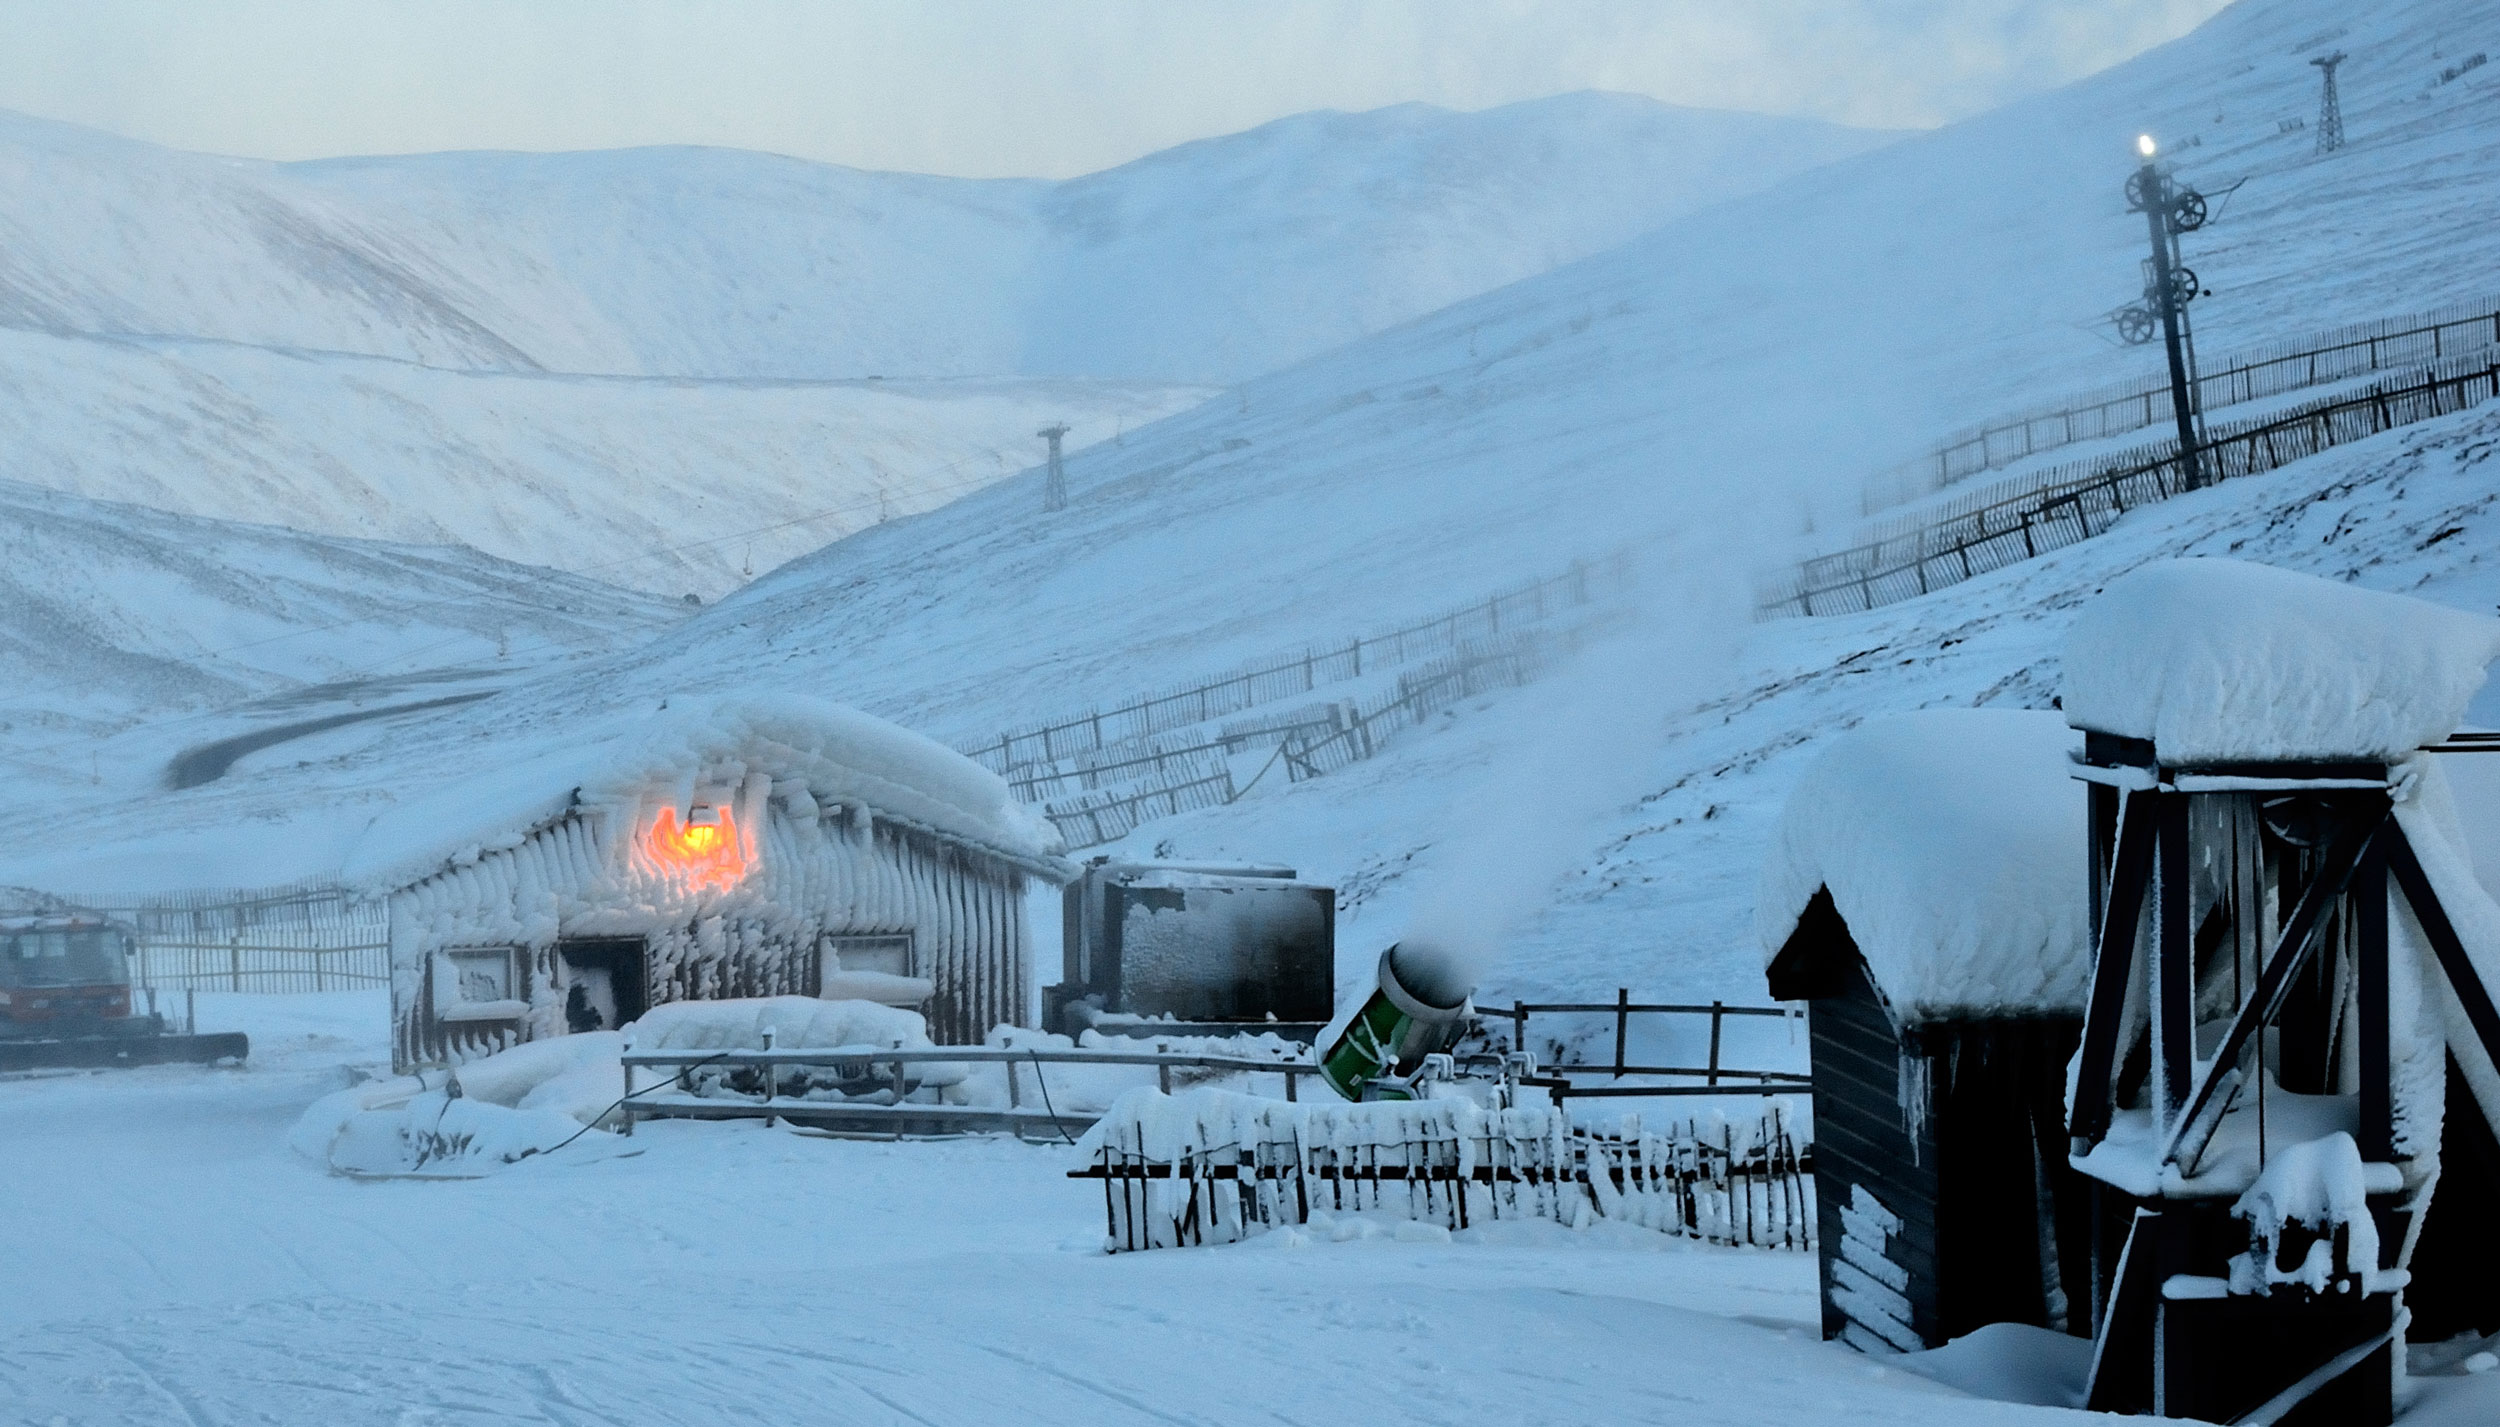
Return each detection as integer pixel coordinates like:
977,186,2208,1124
1763,355,2500,618
1078,1094,1811,1254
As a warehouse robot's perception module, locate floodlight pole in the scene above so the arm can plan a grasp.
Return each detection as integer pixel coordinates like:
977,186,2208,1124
2132,145,2206,491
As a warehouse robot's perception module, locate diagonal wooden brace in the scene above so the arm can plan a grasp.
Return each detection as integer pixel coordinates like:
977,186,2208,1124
2072,790,2160,1149
2388,823,2500,1078
2159,809,2383,1168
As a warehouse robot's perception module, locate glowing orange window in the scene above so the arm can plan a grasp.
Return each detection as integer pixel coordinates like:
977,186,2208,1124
647,805,749,890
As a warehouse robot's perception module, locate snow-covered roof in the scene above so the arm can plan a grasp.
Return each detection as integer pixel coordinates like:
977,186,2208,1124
339,694,1063,892
1,693,1063,898
1758,709,2089,1026
2061,559,2500,766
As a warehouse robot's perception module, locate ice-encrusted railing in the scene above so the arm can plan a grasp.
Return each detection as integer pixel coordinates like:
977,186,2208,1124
1073,1089,1812,1254
963,553,1630,775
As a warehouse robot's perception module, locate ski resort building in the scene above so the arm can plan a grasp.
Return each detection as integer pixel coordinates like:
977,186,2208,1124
1760,708,2096,1352
353,697,1073,1070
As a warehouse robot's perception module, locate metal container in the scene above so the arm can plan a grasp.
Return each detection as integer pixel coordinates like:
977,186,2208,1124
1048,860,1334,1040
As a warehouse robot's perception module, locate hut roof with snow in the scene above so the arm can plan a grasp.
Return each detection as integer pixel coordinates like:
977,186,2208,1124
2060,558,2500,767
1760,708,2089,1027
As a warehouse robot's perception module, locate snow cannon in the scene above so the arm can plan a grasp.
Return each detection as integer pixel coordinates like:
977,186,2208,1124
1316,943,1474,1101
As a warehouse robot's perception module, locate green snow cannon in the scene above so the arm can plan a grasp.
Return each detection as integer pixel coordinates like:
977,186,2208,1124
1317,943,1473,1101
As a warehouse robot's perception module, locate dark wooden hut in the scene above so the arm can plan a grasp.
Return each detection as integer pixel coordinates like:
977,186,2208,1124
1759,708,2096,1353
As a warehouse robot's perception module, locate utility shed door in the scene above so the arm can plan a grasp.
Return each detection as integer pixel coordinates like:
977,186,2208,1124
1807,956,1942,1351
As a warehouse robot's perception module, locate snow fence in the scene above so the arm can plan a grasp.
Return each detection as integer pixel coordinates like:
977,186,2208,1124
1076,1088,1811,1253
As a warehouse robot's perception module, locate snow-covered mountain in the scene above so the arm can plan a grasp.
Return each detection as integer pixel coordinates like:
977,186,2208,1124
0,94,1897,384
0,92,1891,595
567,0,2500,740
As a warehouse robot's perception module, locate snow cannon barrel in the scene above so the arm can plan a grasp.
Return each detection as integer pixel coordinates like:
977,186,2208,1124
1317,943,1473,1101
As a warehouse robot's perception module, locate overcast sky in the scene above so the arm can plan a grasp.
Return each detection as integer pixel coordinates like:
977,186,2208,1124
0,1,2233,178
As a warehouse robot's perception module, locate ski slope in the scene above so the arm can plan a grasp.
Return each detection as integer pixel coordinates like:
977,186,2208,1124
556,0,2500,745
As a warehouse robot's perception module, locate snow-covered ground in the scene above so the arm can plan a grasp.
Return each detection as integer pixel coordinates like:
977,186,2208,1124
9,994,2494,1424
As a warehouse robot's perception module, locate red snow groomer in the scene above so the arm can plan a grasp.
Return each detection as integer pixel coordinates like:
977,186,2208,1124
0,914,248,1071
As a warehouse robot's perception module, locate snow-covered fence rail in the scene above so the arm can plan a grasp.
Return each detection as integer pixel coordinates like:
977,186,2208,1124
1042,767,1240,850
616,1044,1322,1139
1484,994,1810,1105
1075,1091,1812,1253
1,880,388,992
963,554,1627,774
1891,292,2500,497
1277,632,1559,782
1033,628,1573,848
1762,354,2500,618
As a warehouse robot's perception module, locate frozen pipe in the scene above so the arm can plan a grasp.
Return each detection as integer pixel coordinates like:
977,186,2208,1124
1317,942,1474,1101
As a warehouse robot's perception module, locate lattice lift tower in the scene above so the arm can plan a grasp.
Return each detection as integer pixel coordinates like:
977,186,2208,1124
1038,422,1070,513
2311,51,2347,154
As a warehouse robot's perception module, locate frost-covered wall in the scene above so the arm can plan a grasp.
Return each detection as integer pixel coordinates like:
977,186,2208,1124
388,783,1034,1070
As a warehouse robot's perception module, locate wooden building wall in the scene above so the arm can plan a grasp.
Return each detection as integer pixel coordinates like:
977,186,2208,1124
1774,889,2091,1352
390,799,1032,1071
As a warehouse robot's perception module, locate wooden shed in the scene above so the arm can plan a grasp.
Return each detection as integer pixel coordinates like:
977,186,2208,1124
345,696,1073,1071
1759,708,2096,1353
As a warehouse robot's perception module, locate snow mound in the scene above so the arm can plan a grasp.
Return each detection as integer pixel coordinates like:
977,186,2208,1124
1757,709,2088,1025
293,1032,632,1176
2062,559,2500,765
323,1090,619,1179
628,995,935,1054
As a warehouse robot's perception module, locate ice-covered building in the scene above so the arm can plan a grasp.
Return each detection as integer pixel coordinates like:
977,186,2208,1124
1759,708,2095,1353
347,697,1072,1069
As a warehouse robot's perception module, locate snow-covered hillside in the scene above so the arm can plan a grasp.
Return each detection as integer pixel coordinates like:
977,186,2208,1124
553,0,2500,738
0,478,680,761
0,92,1891,594
0,327,1204,597
0,94,1896,384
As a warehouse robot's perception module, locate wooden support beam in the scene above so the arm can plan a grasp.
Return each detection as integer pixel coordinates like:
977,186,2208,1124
2387,823,2500,1079
2072,791,2159,1148
2159,807,2383,1167
2155,793,2195,1131
2356,834,2392,1162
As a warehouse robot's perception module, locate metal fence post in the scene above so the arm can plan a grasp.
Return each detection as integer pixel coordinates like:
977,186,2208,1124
1613,988,1629,1080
